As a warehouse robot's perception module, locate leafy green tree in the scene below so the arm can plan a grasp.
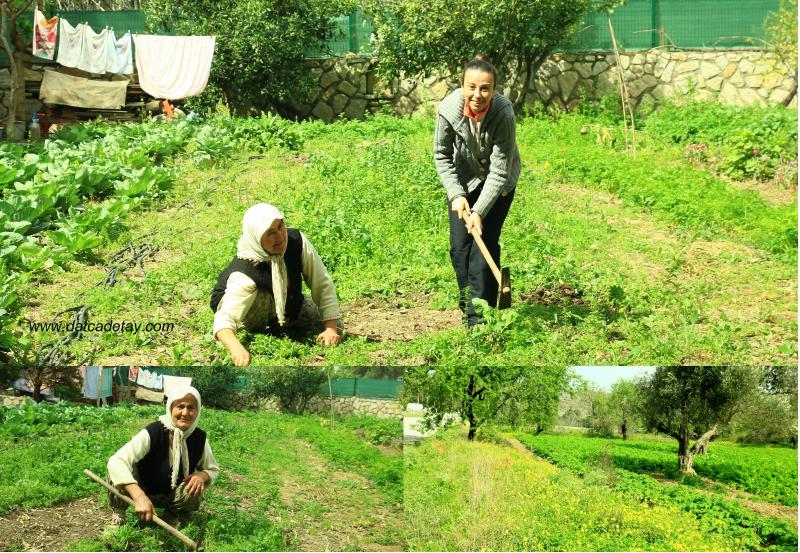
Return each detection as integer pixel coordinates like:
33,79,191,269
586,386,614,437
638,367,761,474
764,0,797,106
364,0,592,111
609,379,640,440
731,367,798,446
251,367,326,414
403,367,570,440
142,0,355,115
171,366,242,408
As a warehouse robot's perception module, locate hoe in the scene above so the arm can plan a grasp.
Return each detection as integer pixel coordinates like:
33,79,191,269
84,469,204,551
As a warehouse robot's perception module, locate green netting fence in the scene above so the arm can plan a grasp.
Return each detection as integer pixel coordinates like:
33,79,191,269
4,2,784,66
561,0,783,51
318,378,402,399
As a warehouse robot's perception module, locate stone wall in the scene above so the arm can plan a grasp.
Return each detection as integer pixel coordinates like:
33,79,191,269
258,395,403,420
300,49,797,121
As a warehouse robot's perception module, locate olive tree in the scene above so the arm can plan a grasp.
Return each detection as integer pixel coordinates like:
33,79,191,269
403,367,570,440
364,0,592,111
638,367,760,475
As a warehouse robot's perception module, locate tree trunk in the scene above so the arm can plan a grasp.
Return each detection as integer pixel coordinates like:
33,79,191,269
690,425,718,458
621,421,628,441
465,375,478,440
512,51,549,114
677,434,696,475
782,77,797,107
11,13,30,122
0,4,16,139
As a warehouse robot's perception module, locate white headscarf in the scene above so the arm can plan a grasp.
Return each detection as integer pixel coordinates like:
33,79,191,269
158,385,202,490
236,203,289,325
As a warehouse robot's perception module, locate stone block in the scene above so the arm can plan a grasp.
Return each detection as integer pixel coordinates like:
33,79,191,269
720,82,740,105
662,60,676,82
332,93,348,113
707,76,724,91
627,74,658,98
729,71,745,86
319,70,339,89
592,60,610,76
700,62,720,79
722,63,737,78
620,56,631,70
338,80,357,96
744,75,763,88
0,69,9,88
574,62,593,78
762,73,782,89
738,87,763,106
739,59,754,74
676,60,699,74
632,53,645,65
311,101,334,122
557,71,580,100
769,88,791,105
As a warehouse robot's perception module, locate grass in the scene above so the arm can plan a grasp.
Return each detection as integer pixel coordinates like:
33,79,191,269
21,108,798,365
0,402,403,552
516,431,798,551
404,426,731,551
518,433,798,506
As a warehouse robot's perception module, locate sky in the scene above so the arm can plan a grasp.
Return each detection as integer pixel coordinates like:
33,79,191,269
570,367,655,391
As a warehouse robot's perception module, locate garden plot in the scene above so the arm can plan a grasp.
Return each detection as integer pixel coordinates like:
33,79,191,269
10,102,798,366
0,402,403,552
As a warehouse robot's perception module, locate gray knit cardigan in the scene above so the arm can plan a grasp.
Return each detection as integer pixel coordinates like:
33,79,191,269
433,88,521,217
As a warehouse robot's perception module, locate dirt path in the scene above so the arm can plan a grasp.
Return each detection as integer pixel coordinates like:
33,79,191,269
343,297,461,343
276,439,403,552
647,472,799,525
0,496,107,551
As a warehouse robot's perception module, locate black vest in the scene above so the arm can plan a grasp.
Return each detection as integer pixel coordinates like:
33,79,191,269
136,421,207,496
210,228,305,321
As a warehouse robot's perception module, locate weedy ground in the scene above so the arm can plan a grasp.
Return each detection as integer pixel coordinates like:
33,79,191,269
19,101,799,365
0,403,402,552
404,426,798,551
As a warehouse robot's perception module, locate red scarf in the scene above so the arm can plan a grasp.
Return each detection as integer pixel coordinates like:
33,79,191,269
464,98,491,123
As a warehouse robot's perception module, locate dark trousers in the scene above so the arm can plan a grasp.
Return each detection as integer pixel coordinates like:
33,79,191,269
448,186,515,320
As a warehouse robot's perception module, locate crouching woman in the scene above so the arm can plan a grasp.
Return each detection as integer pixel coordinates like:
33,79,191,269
106,386,219,524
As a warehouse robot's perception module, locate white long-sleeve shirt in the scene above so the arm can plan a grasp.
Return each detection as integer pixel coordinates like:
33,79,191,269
213,231,341,338
107,428,220,488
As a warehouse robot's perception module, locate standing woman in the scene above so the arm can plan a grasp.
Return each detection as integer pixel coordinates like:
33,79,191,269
434,55,521,327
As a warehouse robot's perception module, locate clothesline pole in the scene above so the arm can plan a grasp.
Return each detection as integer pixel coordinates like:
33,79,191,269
96,367,102,407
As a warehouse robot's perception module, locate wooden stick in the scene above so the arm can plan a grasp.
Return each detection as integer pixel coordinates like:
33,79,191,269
459,210,510,293
83,469,200,551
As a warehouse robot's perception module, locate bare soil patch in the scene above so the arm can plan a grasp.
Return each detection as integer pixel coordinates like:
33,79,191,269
647,472,798,525
0,496,107,551
520,284,589,307
343,297,461,342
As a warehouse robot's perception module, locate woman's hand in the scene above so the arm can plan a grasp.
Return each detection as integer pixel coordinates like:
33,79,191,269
451,196,471,219
229,345,251,366
466,211,483,235
216,328,251,366
183,471,209,497
317,320,341,346
131,493,155,522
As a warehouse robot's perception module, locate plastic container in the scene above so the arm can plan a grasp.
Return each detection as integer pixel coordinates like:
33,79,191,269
28,113,41,141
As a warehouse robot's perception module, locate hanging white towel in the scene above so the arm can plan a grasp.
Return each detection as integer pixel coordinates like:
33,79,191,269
33,9,58,60
77,25,110,74
105,31,133,75
56,19,84,69
133,35,216,100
